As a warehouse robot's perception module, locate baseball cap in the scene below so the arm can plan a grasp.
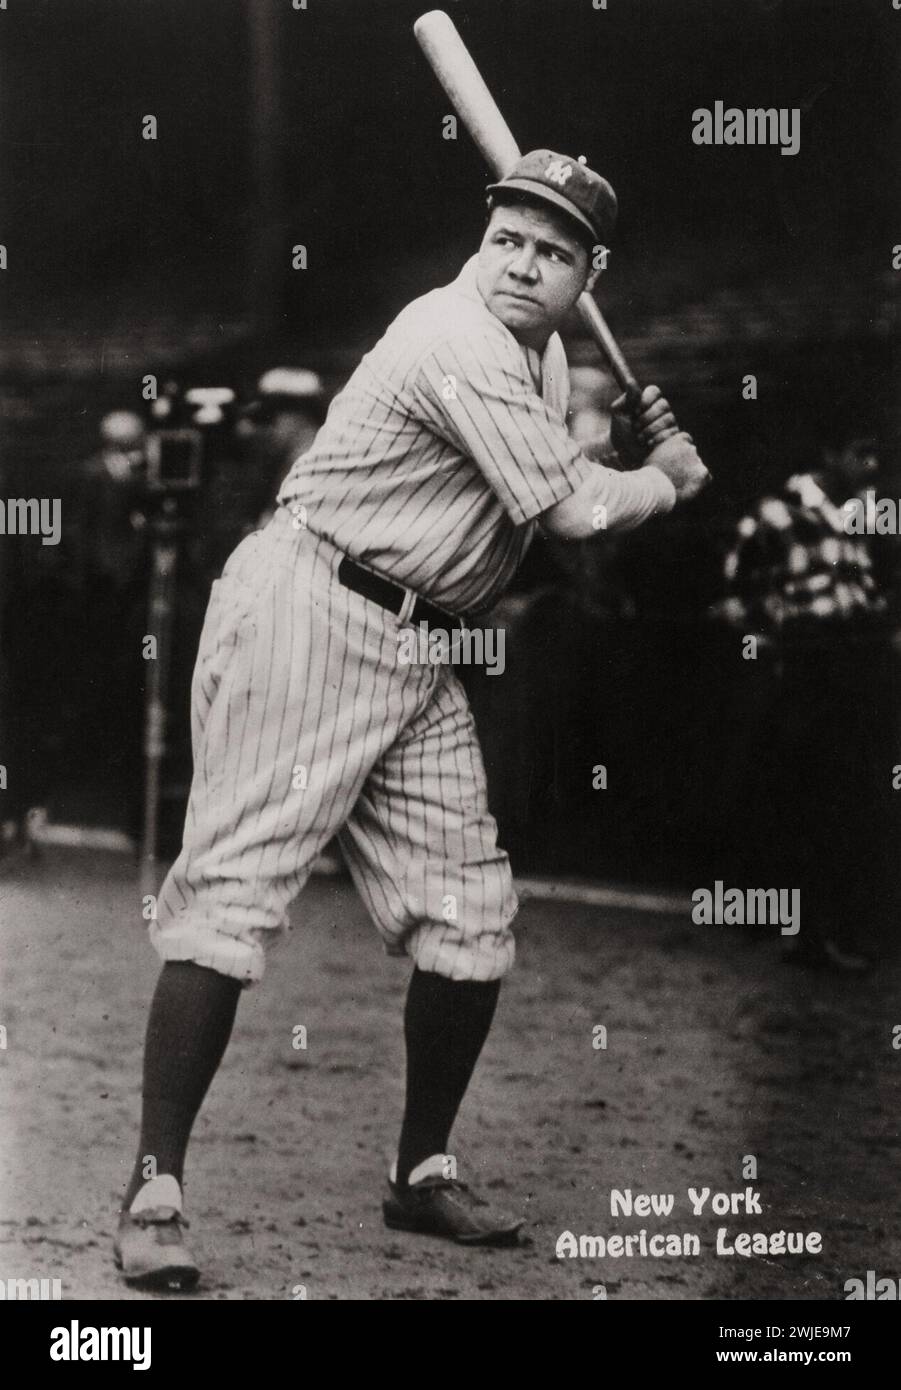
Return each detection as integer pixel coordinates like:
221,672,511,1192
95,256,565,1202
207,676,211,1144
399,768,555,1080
486,150,617,247
100,410,146,448
242,367,325,423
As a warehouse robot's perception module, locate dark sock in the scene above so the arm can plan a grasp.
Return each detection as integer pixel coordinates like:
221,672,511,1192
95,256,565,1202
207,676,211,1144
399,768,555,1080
122,961,241,1211
395,967,500,1187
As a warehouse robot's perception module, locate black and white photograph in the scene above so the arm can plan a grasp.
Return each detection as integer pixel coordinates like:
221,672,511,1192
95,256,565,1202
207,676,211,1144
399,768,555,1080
1,0,900,1332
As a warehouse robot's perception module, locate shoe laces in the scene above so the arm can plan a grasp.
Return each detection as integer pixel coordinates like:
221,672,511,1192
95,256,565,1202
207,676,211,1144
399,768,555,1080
419,1177,486,1208
129,1206,190,1230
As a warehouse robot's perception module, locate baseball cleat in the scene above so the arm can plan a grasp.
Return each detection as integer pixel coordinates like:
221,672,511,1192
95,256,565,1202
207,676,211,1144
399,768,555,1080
114,1176,199,1291
383,1175,525,1246
114,1207,199,1291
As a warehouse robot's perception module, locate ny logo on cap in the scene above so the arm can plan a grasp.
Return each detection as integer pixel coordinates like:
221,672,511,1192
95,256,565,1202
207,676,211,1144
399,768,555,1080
545,159,573,187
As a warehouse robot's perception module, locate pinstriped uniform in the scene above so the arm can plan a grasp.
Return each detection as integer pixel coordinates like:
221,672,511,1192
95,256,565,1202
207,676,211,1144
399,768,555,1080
151,255,673,984
277,257,670,610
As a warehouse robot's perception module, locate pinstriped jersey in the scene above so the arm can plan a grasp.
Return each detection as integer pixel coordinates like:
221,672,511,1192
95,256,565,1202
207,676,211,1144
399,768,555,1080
278,255,668,615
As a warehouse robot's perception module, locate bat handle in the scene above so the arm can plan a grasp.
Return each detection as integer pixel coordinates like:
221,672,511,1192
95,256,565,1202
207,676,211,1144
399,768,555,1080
577,292,698,463
576,292,643,411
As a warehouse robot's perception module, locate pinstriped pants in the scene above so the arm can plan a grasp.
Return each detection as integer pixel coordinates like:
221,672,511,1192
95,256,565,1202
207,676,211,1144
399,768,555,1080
150,506,518,985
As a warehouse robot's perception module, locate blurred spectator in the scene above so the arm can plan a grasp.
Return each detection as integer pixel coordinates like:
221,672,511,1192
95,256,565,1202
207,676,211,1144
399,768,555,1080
76,411,149,589
70,411,150,826
710,439,895,970
713,440,885,633
238,366,327,524
200,367,327,584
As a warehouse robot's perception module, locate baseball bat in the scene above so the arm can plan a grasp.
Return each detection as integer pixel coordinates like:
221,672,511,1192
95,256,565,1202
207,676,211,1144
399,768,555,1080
413,9,643,409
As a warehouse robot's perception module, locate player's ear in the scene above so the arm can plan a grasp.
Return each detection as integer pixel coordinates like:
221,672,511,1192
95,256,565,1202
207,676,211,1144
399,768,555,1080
584,262,601,294
581,240,602,293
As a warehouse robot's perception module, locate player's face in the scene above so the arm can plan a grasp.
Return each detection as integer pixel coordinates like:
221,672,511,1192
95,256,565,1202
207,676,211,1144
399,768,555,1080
477,202,598,349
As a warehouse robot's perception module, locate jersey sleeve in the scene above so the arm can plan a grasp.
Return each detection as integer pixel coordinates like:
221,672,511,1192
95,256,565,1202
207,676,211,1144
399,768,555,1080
411,326,595,526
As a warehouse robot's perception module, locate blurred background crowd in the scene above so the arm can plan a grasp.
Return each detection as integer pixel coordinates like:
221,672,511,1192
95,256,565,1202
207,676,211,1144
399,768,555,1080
1,0,899,966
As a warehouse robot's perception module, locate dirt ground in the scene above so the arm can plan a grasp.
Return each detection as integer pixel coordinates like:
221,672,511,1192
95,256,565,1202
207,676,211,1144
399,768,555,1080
1,847,899,1302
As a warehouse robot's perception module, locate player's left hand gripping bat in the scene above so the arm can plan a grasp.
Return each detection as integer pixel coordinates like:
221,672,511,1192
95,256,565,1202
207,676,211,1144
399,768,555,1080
413,9,693,456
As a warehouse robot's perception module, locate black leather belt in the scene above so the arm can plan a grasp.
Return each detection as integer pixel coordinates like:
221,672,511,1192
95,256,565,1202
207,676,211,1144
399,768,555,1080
338,555,464,629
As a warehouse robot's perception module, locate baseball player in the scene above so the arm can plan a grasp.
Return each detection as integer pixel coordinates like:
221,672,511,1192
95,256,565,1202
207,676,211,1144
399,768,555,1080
115,150,708,1288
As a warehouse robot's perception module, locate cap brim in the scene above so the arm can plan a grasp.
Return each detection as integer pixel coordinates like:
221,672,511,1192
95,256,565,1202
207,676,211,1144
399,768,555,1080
485,177,600,244
242,393,321,421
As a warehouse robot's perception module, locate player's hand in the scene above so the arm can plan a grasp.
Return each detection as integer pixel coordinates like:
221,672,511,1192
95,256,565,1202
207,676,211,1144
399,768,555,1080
610,385,680,465
645,431,711,504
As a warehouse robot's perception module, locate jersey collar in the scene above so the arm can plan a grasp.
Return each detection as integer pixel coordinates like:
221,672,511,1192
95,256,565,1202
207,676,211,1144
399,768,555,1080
452,254,488,306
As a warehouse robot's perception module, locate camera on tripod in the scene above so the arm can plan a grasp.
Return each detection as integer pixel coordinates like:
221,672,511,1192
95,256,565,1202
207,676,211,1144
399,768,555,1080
145,383,236,507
